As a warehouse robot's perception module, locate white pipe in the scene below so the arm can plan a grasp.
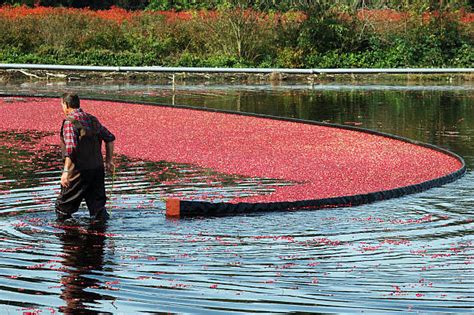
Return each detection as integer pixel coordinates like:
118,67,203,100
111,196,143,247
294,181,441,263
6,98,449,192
0,64,120,71
313,68,473,74
0,63,472,74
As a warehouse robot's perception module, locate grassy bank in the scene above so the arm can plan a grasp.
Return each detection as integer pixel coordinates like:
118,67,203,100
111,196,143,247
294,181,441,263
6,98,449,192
0,5,472,68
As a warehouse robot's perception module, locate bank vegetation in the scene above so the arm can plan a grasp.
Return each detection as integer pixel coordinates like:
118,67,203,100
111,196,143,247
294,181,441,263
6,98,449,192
0,1,472,68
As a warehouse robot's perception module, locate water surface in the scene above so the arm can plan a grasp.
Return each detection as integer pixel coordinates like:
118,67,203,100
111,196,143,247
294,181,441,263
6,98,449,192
0,81,473,314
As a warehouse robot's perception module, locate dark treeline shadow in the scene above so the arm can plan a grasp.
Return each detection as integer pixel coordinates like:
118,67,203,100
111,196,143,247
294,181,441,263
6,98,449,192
1,0,471,11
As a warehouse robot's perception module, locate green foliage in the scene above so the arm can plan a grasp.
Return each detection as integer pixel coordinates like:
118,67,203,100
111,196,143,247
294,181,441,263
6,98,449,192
298,4,366,55
175,52,244,67
0,46,159,66
146,0,215,11
0,4,471,68
450,43,474,66
367,12,473,67
144,0,472,12
275,48,304,68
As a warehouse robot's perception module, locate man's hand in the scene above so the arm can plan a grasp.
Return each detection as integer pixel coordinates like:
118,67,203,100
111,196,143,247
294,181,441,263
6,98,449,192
106,161,116,174
61,172,70,188
105,141,115,174
61,157,74,188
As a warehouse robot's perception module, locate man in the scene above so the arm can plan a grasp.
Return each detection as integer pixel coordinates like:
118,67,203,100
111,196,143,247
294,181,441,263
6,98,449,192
55,93,115,221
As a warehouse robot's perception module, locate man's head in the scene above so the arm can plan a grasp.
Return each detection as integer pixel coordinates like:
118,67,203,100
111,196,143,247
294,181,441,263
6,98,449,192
61,93,80,115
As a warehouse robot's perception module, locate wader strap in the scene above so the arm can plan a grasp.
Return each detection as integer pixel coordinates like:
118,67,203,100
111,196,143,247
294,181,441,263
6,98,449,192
66,116,97,140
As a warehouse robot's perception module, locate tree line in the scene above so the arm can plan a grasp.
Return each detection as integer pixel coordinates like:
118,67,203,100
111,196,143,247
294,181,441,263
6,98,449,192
0,0,471,11
0,1,471,68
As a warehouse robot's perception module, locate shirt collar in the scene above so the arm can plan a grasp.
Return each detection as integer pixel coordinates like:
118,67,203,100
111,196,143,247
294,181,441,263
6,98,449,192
71,108,83,114
67,108,83,117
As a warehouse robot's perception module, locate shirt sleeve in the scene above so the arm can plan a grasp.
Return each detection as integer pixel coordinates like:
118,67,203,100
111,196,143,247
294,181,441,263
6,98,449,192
98,123,116,143
89,115,115,143
62,120,77,158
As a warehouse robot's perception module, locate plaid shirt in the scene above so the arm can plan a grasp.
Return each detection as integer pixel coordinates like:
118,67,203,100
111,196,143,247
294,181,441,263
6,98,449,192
62,108,115,158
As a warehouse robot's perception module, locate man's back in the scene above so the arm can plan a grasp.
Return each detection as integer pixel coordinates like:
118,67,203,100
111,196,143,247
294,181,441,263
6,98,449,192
61,108,115,171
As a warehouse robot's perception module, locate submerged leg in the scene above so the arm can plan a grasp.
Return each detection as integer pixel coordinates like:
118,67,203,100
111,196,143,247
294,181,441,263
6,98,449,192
55,174,83,221
83,168,109,222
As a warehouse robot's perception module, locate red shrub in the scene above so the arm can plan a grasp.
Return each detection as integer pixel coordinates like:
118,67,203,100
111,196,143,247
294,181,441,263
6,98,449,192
0,6,471,25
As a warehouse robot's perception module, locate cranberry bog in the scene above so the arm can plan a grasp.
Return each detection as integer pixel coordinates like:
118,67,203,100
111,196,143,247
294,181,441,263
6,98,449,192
0,97,465,216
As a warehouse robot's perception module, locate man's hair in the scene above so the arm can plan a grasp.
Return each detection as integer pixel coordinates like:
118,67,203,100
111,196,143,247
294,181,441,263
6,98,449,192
62,93,80,109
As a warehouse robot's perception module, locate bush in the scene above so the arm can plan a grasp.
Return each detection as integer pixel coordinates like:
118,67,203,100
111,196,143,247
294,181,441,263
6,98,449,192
0,5,472,68
297,4,368,55
369,11,472,67
183,9,278,66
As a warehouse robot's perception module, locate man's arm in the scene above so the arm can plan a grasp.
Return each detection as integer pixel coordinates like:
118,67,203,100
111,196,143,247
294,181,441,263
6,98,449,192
105,140,115,173
60,120,77,188
63,120,77,158
61,157,73,188
94,117,115,173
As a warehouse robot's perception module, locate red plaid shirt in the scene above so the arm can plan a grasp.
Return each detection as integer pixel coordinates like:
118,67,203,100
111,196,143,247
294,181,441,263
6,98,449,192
62,108,115,158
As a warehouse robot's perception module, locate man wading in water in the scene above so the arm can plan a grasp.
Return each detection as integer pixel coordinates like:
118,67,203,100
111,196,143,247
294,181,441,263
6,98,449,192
55,93,116,221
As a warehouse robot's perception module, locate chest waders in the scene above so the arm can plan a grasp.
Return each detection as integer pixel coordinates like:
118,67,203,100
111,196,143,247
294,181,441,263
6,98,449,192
60,116,103,171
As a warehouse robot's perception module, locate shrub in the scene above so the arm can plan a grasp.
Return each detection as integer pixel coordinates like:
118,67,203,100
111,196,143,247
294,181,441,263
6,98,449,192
0,5,471,68
184,9,278,66
297,4,367,55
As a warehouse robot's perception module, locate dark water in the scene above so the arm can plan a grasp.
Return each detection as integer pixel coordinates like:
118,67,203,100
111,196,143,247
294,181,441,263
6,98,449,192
0,81,473,314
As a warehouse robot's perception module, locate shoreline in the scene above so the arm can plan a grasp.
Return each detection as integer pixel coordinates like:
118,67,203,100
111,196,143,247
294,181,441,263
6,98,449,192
1,68,473,84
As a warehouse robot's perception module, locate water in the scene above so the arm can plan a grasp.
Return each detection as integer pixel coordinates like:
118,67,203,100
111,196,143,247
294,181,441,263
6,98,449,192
0,80,473,314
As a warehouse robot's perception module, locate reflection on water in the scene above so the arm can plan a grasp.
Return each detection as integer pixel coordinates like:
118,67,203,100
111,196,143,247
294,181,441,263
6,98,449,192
0,81,473,313
58,222,108,313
